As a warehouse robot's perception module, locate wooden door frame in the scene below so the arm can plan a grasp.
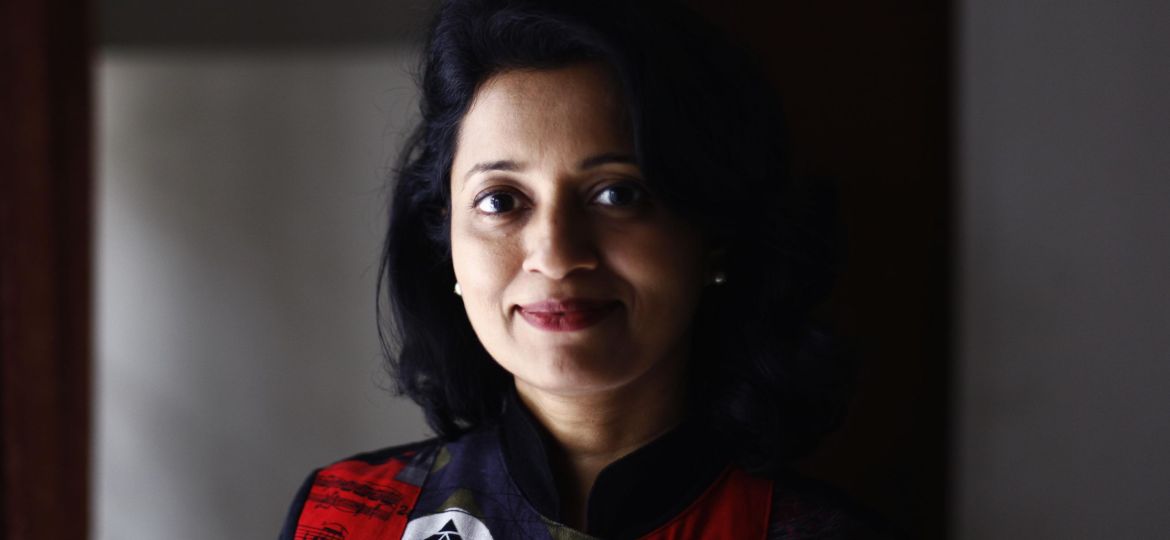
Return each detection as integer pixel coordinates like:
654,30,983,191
1,0,93,538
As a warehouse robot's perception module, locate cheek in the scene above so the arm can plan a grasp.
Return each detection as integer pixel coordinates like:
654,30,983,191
451,223,521,325
603,224,707,322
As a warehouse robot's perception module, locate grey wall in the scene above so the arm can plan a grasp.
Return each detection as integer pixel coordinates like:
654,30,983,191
100,0,434,48
95,51,430,539
955,1,1170,537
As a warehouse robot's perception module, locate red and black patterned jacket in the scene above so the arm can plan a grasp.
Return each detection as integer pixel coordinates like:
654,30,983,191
280,397,890,539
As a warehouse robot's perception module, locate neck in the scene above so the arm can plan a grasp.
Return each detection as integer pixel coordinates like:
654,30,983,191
514,359,688,529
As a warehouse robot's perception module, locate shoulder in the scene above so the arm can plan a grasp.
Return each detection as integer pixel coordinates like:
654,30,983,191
765,469,907,540
310,437,443,492
278,438,444,540
332,438,443,468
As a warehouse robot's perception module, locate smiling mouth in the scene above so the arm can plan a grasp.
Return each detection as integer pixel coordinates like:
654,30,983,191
516,299,620,332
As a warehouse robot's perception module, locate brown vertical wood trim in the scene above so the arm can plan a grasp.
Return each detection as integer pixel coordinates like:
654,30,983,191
0,0,93,536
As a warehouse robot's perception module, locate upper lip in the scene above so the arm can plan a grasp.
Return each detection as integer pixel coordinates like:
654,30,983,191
516,298,617,313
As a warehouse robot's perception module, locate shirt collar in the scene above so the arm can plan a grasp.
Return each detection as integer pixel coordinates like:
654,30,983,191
497,390,730,538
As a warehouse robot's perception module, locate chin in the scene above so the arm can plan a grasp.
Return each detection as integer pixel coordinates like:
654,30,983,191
511,347,640,397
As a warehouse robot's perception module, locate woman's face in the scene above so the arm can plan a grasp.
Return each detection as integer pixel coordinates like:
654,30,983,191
449,63,710,399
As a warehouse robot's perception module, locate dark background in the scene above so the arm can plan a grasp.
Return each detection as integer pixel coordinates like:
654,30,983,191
690,2,952,536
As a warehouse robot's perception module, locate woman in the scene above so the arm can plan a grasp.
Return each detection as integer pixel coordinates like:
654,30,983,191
282,0,875,538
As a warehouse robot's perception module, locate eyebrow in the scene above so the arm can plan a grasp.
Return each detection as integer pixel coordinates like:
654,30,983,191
464,159,523,181
461,152,640,183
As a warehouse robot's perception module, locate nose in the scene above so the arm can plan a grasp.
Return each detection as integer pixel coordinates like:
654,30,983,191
521,200,599,280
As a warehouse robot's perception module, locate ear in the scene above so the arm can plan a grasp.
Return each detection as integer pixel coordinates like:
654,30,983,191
705,247,727,282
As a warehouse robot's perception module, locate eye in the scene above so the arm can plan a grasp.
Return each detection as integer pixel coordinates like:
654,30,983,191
473,191,520,215
592,182,646,208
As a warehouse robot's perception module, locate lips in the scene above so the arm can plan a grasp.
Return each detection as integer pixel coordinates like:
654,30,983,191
516,298,620,332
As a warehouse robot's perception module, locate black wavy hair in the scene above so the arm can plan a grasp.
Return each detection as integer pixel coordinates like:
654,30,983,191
379,0,851,470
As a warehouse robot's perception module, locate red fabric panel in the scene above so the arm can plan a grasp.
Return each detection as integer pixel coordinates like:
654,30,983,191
640,467,773,540
294,457,422,540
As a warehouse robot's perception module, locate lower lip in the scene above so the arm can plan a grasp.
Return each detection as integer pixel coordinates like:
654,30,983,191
517,303,620,332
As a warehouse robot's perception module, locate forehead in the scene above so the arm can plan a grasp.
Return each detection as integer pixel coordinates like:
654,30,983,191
473,62,623,113
452,63,633,177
